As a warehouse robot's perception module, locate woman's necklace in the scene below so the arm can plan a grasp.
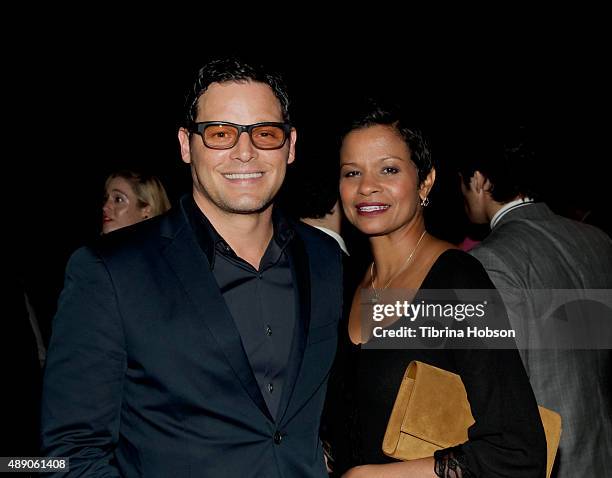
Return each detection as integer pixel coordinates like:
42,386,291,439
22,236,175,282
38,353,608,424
370,230,427,303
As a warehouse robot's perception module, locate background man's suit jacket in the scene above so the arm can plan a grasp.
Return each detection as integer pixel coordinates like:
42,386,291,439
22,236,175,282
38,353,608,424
469,202,612,477
41,197,343,477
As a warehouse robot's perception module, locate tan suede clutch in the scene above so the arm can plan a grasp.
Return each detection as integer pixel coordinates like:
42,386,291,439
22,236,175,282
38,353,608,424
382,361,561,478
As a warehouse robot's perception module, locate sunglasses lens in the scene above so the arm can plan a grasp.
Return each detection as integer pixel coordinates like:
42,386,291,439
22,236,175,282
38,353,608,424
251,125,287,149
203,124,239,149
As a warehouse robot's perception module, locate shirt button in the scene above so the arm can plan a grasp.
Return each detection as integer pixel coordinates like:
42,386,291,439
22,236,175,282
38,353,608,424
266,325,272,336
267,382,274,394
273,431,282,445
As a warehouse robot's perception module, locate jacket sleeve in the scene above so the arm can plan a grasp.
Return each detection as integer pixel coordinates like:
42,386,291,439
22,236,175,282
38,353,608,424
435,348,547,477
434,251,547,477
41,247,125,477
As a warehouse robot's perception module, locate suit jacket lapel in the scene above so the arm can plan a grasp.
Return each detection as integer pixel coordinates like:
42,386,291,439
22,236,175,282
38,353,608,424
276,233,311,423
161,208,273,422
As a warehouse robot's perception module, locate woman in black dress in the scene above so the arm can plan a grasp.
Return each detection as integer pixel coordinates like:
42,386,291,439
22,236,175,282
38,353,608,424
325,102,546,477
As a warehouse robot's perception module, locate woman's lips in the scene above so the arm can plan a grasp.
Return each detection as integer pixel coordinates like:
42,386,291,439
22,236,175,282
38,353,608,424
355,203,390,216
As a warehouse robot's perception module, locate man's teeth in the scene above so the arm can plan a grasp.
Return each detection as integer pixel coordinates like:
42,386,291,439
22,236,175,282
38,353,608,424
223,172,263,179
358,205,389,212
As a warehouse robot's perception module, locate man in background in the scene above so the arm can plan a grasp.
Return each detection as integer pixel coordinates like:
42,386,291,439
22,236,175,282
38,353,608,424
459,126,612,477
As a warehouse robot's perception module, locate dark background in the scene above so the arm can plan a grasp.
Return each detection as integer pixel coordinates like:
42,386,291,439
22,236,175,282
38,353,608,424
5,10,611,456
8,16,609,341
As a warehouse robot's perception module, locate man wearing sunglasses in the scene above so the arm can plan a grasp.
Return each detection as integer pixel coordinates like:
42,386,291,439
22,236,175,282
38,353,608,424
41,58,343,477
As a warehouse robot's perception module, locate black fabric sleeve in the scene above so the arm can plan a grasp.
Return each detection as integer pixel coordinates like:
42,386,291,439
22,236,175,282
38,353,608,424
428,251,547,477
40,247,125,477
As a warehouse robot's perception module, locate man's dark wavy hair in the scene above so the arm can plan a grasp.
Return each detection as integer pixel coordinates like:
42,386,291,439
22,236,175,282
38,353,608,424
183,57,291,127
458,125,538,203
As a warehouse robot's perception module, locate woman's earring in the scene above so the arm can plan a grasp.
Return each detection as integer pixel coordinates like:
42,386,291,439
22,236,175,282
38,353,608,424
420,196,430,207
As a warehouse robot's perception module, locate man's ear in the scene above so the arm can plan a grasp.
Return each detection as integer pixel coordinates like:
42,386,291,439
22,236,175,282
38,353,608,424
178,128,192,164
287,127,297,165
471,171,492,194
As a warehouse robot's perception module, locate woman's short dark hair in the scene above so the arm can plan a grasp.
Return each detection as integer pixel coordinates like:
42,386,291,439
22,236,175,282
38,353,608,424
341,99,433,184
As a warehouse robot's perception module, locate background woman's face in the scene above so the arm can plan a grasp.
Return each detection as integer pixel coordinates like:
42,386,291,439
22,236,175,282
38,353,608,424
339,125,423,236
102,177,148,234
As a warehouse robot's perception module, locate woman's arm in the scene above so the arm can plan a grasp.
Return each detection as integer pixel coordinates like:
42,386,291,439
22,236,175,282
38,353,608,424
342,457,436,478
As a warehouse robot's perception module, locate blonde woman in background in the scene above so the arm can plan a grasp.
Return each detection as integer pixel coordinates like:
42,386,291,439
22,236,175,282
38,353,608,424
102,170,171,234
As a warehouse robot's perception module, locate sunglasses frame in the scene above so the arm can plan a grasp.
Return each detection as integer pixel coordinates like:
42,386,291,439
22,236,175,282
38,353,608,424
189,121,292,150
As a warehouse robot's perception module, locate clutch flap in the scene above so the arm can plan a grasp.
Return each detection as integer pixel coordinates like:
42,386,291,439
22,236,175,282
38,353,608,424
400,361,475,449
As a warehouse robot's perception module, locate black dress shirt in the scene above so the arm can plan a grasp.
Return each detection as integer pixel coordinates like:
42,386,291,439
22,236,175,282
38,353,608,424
186,197,296,419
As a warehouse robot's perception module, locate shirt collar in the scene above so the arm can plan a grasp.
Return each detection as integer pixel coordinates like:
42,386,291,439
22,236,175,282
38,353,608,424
312,226,349,255
490,197,535,229
185,195,294,269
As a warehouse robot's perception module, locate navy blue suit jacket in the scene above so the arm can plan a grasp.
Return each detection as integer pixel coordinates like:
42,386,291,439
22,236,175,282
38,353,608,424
41,197,343,477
